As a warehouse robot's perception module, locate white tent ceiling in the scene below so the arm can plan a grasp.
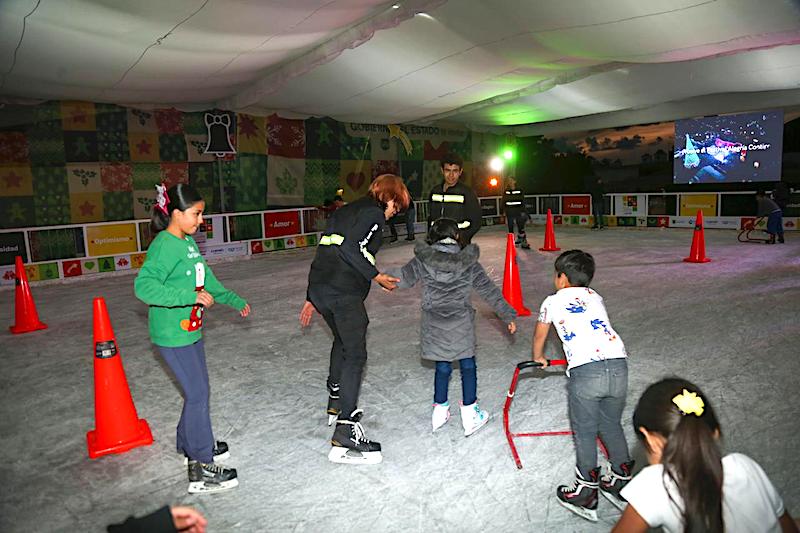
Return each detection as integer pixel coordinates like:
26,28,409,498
1,0,799,134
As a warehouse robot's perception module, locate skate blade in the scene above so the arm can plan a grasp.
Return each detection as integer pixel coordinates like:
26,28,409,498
188,478,239,494
328,446,382,465
464,413,491,437
600,489,628,512
556,498,598,522
182,450,231,465
432,413,450,433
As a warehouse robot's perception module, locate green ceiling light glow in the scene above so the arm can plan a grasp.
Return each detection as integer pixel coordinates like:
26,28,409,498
503,149,514,160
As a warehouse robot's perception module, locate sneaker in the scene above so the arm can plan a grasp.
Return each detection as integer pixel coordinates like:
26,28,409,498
183,441,230,465
556,467,600,522
187,460,238,494
520,240,531,250
405,235,415,241
460,401,490,437
328,409,382,465
431,402,450,432
327,380,340,426
600,460,634,511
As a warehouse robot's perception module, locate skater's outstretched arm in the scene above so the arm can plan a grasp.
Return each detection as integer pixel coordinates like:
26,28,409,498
471,262,516,325
385,258,421,289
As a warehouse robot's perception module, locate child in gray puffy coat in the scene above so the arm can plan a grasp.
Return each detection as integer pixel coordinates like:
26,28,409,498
390,218,517,436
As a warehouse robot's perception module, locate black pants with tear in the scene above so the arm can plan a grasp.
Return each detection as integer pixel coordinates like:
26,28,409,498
308,283,369,422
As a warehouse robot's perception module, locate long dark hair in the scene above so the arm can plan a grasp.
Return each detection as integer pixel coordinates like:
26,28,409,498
633,378,723,533
150,183,204,233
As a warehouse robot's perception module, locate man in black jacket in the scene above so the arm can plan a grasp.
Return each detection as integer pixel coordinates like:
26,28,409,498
503,177,530,249
428,153,482,243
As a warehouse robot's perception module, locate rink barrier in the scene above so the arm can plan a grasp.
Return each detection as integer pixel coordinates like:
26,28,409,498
1,191,796,285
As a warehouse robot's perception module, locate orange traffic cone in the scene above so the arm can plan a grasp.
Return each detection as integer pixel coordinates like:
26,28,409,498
539,209,561,252
9,256,47,334
87,297,152,459
503,233,531,316
683,210,711,263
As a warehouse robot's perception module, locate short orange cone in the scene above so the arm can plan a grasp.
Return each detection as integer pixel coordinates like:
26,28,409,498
503,233,531,316
683,210,711,263
539,209,561,252
9,256,47,334
87,297,153,458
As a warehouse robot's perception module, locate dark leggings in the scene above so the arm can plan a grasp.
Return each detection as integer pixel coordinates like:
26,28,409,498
434,357,477,405
308,284,369,421
157,339,215,463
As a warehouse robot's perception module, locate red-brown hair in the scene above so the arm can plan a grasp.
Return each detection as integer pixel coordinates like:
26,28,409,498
369,174,410,211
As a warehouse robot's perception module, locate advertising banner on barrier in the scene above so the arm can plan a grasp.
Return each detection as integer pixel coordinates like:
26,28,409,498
480,198,499,217
680,194,717,216
0,265,15,286
195,216,224,253
86,223,138,257
704,217,740,229
783,217,797,231
669,216,695,228
614,195,645,216
202,242,248,259
562,195,591,215
264,211,301,238
0,231,26,265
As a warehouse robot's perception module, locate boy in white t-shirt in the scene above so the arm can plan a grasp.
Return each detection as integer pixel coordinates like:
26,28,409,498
532,250,632,522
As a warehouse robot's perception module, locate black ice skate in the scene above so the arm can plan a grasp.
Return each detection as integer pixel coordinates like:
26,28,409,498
519,233,531,249
327,380,341,426
187,460,238,494
556,467,599,522
183,440,230,465
328,409,382,465
600,460,634,511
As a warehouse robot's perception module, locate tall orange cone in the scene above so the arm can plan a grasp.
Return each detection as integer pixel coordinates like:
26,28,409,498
503,233,531,316
539,209,561,252
9,256,47,334
87,297,152,458
683,210,711,263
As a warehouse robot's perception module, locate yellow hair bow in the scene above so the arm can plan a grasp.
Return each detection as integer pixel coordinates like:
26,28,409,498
672,389,704,416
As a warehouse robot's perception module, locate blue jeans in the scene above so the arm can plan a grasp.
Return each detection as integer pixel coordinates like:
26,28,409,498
434,357,477,405
767,210,783,236
158,339,215,463
567,359,630,478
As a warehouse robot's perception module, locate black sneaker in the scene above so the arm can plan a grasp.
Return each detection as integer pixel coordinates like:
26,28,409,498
556,467,599,522
600,460,634,511
183,440,230,465
187,460,238,494
328,409,382,464
327,381,340,426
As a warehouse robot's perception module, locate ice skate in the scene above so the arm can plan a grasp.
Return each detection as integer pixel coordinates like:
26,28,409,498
556,467,599,522
519,233,531,249
600,460,634,511
460,401,490,437
187,460,238,494
326,381,340,426
183,440,230,465
328,409,382,465
431,402,450,432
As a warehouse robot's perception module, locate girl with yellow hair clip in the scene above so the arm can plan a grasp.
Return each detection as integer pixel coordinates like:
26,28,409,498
612,378,797,533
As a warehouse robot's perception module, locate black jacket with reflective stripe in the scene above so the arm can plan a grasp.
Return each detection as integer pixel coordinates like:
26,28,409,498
427,181,482,243
308,196,384,299
503,188,526,213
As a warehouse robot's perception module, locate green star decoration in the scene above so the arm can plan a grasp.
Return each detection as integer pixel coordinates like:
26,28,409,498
9,203,26,222
277,168,297,194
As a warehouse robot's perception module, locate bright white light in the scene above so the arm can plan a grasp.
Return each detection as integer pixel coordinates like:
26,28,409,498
415,12,434,19
489,157,504,171
392,3,400,8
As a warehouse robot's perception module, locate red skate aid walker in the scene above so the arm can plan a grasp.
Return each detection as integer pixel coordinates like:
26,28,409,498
503,359,607,470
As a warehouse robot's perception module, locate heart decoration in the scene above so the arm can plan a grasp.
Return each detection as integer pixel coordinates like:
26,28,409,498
346,171,365,191
84,261,95,269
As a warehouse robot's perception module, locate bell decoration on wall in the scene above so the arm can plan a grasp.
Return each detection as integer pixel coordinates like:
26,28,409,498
204,112,236,157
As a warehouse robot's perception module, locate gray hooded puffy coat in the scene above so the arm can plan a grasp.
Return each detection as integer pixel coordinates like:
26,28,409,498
390,240,517,362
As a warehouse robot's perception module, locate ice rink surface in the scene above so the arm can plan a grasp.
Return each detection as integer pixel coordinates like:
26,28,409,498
1,225,798,532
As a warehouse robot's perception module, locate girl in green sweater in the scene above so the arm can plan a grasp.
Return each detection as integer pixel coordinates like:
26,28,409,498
134,183,249,494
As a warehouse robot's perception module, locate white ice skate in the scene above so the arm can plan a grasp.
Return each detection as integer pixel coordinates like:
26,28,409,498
431,402,450,432
460,401,490,437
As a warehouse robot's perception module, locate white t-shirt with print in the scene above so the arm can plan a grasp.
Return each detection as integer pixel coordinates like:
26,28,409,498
538,286,626,370
620,453,784,533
